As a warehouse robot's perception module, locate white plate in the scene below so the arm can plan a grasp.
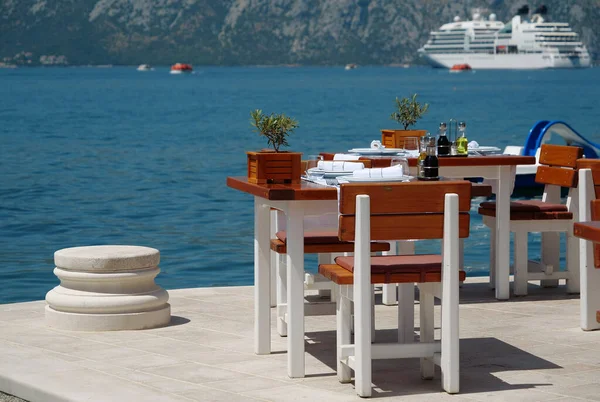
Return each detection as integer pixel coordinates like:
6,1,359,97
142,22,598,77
338,175,412,183
347,148,405,155
468,146,501,153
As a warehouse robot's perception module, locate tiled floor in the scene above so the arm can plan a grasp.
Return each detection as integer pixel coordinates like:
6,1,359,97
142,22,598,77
1,278,600,401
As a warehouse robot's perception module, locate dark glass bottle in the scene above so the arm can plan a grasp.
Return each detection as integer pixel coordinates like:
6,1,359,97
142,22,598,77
420,136,439,181
437,122,451,156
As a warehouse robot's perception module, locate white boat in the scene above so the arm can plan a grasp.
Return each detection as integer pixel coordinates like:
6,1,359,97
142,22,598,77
418,6,591,69
345,63,358,70
136,64,153,71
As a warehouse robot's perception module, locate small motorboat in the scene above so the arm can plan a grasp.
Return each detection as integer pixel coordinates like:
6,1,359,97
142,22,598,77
449,64,472,73
137,64,153,71
344,63,358,70
170,63,193,74
507,120,600,193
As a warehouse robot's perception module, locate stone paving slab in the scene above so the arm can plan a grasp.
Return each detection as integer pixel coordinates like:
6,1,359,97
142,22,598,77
0,278,599,401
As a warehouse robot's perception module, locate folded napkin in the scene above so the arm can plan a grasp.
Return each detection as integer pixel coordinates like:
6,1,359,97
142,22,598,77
468,141,480,149
370,140,384,149
353,164,405,178
333,153,361,161
317,160,365,172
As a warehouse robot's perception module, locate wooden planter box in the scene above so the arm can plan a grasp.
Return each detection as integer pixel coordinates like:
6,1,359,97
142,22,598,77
247,151,302,184
381,129,427,149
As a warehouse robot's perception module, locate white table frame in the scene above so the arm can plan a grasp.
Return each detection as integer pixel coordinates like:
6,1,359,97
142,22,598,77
252,163,516,378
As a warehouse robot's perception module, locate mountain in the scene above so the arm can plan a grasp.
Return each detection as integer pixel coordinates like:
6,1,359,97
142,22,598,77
1,0,598,66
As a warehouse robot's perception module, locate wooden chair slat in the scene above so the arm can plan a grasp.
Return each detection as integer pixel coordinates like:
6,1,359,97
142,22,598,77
318,264,466,285
339,181,471,215
269,238,390,254
535,165,578,188
539,144,583,168
339,213,470,241
580,158,600,201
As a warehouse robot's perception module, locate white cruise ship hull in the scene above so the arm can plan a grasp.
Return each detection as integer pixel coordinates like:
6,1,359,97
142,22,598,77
422,52,591,69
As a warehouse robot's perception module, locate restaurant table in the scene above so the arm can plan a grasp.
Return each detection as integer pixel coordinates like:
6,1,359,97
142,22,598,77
573,221,600,331
228,153,535,378
322,154,536,300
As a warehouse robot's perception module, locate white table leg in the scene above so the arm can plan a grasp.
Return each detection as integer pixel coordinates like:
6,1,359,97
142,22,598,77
495,166,512,300
254,198,271,354
286,203,305,378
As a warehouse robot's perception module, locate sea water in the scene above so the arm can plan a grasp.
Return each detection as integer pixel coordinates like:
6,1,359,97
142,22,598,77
1,66,599,304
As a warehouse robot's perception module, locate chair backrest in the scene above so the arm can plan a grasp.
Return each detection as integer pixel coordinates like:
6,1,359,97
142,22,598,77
338,181,471,241
578,159,600,268
577,159,600,199
535,144,584,188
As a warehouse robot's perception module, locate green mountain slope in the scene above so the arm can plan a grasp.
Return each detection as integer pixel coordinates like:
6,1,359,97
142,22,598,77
1,0,598,66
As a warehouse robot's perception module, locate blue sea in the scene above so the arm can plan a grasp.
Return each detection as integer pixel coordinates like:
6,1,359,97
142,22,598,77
1,66,599,304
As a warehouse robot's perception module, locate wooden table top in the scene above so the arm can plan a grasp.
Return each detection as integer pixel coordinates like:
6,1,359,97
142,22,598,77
574,221,600,243
320,153,536,168
227,177,493,201
227,177,339,201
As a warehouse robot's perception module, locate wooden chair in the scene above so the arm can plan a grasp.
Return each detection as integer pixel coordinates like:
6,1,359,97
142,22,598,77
575,159,600,330
479,144,584,296
271,203,390,336
319,181,471,397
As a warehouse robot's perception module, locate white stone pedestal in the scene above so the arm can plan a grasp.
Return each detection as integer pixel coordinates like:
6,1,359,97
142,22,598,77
45,245,171,331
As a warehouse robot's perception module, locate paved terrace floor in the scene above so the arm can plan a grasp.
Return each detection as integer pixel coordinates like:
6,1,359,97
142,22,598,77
1,278,600,402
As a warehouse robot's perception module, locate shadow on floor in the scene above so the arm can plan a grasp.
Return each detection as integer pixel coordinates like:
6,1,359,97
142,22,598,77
305,330,561,398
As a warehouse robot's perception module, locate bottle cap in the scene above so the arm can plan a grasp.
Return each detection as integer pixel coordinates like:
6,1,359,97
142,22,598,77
439,122,447,129
459,121,466,128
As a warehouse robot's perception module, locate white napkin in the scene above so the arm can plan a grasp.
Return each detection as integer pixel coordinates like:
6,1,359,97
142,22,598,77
317,161,364,172
468,141,480,149
370,140,384,149
333,153,361,161
353,164,405,178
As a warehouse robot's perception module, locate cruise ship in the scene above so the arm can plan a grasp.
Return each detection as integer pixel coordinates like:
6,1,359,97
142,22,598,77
418,5,591,69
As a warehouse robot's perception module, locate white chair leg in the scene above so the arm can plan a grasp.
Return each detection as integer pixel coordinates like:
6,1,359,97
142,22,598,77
418,283,435,379
372,285,376,342
566,231,581,294
541,232,560,288
382,241,398,305
397,283,414,343
355,195,372,397
489,219,496,289
441,194,460,394
317,253,332,299
337,285,352,383
270,251,277,307
277,253,288,336
514,231,528,296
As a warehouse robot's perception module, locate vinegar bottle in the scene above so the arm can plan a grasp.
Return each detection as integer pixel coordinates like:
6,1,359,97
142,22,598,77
437,122,450,156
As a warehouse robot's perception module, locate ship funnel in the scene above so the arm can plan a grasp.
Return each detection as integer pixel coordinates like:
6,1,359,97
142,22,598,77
489,13,497,21
517,4,529,15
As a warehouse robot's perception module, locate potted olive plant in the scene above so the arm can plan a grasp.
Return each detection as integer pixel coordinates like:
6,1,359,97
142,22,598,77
381,93,429,149
246,109,302,184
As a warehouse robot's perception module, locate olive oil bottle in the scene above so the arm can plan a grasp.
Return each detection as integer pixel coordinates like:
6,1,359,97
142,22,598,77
456,121,468,155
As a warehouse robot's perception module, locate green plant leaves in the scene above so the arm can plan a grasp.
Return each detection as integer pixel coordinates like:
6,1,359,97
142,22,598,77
390,93,429,130
250,109,299,152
